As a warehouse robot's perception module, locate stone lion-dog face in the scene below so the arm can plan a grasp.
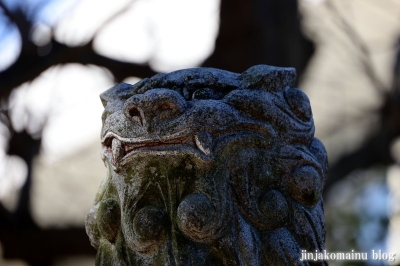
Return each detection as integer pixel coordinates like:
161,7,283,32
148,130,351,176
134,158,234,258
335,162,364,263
86,65,328,266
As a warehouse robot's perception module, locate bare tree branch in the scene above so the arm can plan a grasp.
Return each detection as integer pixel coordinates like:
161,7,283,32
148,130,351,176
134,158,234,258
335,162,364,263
325,0,387,93
325,81,400,195
0,39,157,99
0,0,34,50
92,0,136,40
320,2,400,195
0,0,158,100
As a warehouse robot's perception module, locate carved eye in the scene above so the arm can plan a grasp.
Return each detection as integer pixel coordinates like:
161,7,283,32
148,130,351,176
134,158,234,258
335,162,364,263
157,102,177,121
192,88,222,100
158,103,173,112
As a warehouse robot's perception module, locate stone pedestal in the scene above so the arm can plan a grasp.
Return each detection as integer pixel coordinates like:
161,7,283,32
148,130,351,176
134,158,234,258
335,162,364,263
86,65,328,266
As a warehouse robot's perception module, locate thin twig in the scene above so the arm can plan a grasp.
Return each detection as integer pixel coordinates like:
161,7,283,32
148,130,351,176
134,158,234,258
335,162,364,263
325,0,388,93
92,0,137,40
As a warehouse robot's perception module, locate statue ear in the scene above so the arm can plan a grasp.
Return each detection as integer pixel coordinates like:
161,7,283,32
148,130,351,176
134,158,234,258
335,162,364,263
239,64,296,92
99,93,109,108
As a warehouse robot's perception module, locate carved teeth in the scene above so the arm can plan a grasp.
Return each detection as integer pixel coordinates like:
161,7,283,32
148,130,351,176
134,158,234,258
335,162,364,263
194,131,213,156
111,138,124,162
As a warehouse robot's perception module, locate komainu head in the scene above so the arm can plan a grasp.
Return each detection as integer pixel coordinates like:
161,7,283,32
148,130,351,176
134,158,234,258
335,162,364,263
86,65,328,266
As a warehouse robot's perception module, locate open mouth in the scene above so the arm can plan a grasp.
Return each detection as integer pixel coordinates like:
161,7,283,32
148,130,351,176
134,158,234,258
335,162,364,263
101,121,275,168
102,130,213,165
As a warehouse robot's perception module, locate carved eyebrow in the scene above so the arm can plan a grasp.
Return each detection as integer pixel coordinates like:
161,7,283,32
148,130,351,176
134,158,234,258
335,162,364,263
128,65,296,99
191,88,225,100
133,69,241,96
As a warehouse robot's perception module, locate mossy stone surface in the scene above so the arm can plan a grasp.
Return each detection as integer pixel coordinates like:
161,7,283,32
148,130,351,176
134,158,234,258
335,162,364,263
86,65,328,265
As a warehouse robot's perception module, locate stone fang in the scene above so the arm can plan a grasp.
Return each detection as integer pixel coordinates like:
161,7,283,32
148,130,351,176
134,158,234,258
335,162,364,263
194,130,213,156
111,138,124,162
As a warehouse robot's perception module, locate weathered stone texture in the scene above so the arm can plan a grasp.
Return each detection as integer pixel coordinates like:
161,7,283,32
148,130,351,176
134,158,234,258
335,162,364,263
86,65,328,266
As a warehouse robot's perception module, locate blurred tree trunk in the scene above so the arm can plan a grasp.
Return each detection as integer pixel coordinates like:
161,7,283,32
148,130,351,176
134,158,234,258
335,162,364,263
6,130,42,229
202,0,314,82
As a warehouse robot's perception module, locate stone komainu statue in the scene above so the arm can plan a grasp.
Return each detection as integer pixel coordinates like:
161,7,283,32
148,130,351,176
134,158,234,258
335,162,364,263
86,65,328,266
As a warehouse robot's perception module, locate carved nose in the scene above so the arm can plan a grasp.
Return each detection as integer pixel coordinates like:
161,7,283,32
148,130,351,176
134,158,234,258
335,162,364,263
124,89,187,126
124,103,144,126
